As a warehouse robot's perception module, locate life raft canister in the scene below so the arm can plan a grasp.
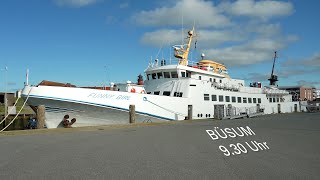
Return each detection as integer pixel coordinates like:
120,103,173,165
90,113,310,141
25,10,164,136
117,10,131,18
130,88,136,93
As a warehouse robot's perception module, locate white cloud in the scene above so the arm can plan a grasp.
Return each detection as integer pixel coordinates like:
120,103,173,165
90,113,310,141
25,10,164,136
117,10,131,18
204,36,295,66
131,0,231,28
134,0,298,67
53,0,98,7
140,28,245,47
223,0,294,20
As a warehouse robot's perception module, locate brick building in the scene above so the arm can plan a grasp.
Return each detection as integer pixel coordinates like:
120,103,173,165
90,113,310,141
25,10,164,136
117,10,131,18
278,86,315,101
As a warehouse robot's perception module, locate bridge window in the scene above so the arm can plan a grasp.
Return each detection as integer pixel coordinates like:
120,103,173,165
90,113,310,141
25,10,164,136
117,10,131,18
226,96,230,102
258,98,261,103
163,91,170,96
181,72,186,77
232,96,236,102
157,72,163,79
199,76,202,80
237,97,242,103
219,79,222,83
269,98,272,103
204,94,210,101
243,97,247,103
147,74,151,80
152,73,156,79
164,72,170,78
248,98,252,103
174,92,183,97
219,95,224,102
154,91,160,95
253,98,257,103
171,72,178,78
212,95,217,101
209,78,212,82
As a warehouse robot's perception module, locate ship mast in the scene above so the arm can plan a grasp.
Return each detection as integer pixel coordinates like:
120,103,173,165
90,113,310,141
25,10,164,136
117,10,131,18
173,26,194,66
268,51,278,86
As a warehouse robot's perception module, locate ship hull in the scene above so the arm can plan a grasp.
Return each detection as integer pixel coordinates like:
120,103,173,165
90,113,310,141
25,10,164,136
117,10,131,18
21,85,187,128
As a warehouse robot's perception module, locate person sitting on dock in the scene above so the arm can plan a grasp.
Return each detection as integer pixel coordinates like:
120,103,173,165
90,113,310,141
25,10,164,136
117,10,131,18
62,115,76,128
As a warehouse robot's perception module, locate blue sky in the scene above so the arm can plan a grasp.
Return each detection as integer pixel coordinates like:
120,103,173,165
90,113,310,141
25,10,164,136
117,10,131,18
0,0,319,92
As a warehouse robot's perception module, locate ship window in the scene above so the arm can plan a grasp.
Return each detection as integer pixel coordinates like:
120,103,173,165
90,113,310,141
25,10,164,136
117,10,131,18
147,92,151,94
237,97,242,103
212,95,217,101
171,72,178,78
226,96,230,102
204,94,210,101
181,72,186,77
258,98,261,103
157,72,163,79
199,76,202,80
219,95,224,102
232,96,236,102
209,78,212,82
243,97,247,103
152,73,157,79
273,98,276,102
186,72,190,77
214,79,216,82
219,79,222,83
163,91,171,96
174,92,183,97
277,98,279,102
147,74,151,80
248,98,252,103
269,98,272,103
154,91,160,95
164,72,170,78
253,98,257,103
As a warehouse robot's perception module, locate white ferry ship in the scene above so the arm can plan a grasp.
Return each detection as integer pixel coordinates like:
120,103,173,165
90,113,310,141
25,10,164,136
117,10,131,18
21,27,300,128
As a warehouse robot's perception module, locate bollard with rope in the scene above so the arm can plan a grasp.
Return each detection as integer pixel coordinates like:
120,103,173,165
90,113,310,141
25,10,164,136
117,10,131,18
0,87,33,132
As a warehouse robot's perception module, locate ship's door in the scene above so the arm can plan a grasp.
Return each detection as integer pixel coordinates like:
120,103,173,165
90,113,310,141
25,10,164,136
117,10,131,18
294,104,298,112
278,104,281,113
256,104,260,113
214,105,224,120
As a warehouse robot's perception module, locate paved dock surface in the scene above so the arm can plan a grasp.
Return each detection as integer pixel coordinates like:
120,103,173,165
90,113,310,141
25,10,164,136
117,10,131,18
0,113,319,180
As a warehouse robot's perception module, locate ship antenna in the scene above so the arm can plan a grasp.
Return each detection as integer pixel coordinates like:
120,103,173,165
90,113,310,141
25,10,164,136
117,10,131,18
268,51,278,86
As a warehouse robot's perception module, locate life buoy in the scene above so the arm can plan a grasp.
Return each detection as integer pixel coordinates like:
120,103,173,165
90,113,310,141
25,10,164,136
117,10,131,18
141,90,146,94
130,88,136,93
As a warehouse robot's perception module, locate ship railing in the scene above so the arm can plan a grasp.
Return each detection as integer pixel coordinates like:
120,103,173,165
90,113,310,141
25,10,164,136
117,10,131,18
238,87,263,94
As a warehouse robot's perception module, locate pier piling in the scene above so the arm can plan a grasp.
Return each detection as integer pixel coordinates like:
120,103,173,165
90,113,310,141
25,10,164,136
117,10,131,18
37,105,45,129
129,105,135,123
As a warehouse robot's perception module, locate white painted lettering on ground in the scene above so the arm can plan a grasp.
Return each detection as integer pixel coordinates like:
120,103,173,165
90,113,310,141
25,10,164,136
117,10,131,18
206,126,270,156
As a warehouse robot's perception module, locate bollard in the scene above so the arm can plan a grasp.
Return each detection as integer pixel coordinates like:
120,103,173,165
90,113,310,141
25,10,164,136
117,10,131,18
129,105,135,123
187,105,193,120
37,105,46,129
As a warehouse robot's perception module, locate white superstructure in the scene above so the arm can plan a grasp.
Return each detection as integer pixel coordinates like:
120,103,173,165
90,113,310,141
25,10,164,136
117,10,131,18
21,27,300,128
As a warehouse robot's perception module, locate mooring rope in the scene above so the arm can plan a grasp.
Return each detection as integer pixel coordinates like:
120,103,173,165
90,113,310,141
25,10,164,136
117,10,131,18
0,96,21,125
143,97,187,117
0,87,33,132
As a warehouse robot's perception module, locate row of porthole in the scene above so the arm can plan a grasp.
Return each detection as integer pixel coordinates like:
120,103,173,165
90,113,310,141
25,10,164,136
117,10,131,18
197,114,211,118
